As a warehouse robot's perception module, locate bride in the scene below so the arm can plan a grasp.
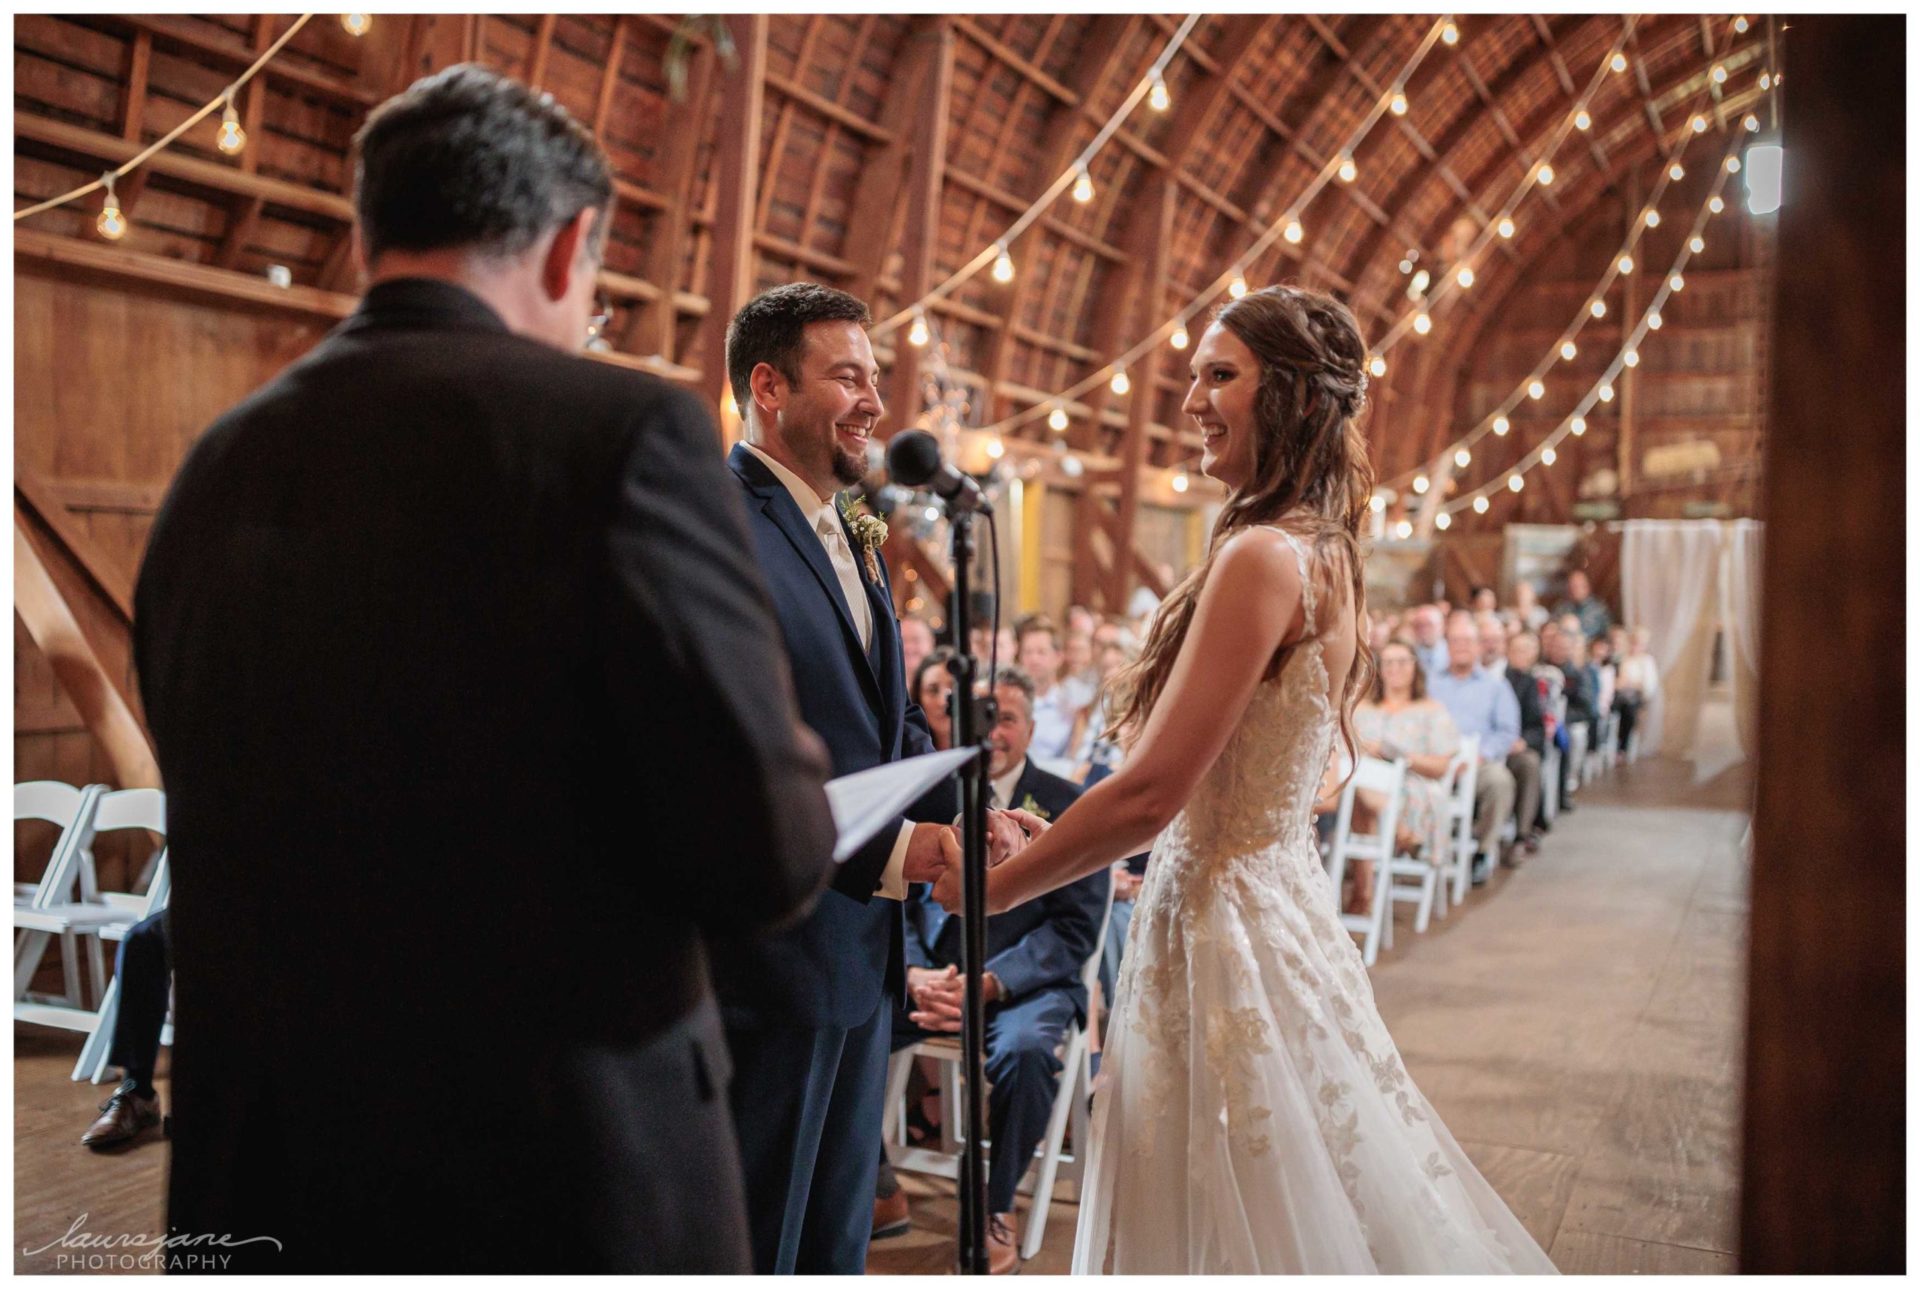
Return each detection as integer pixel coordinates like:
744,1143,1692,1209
933,285,1556,1274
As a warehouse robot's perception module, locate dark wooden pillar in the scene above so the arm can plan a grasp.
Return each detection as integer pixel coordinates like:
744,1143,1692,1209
1741,15,1904,1273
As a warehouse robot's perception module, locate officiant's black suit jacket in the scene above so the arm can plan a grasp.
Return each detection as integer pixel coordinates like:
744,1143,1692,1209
133,278,837,1272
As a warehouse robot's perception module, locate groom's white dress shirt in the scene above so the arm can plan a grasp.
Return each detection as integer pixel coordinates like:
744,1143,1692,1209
746,441,909,899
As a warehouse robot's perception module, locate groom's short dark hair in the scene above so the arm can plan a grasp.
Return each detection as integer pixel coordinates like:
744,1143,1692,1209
353,64,613,263
726,284,872,411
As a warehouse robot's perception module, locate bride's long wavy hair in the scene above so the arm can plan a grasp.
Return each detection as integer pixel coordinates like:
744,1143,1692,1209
1108,284,1375,766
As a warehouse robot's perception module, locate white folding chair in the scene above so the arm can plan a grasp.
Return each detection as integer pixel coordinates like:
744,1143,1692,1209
1538,681,1566,824
1326,757,1405,966
884,880,1116,1261
15,788,167,1040
71,845,171,1083
14,781,104,1013
1437,736,1482,912
1566,718,1590,794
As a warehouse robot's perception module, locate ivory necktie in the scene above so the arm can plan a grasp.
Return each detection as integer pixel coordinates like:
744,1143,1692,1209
816,510,873,651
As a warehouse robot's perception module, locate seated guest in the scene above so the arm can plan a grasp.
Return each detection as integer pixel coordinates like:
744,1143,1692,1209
1016,618,1082,773
1427,614,1522,867
1613,626,1659,752
1366,610,1396,656
1556,568,1613,642
1541,623,1598,805
1469,585,1499,616
1070,639,1134,782
1352,638,1462,915
1510,579,1550,630
1060,630,1098,712
1479,615,1544,859
1066,604,1097,640
899,616,935,686
878,666,1109,1272
1407,604,1448,680
1588,634,1618,743
913,647,957,751
79,911,171,1148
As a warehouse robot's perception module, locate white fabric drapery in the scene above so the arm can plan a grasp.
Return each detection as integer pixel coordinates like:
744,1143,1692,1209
1717,519,1765,759
1618,519,1762,760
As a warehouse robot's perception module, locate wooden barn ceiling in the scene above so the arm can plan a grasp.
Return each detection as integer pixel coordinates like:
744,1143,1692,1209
13,13,1776,486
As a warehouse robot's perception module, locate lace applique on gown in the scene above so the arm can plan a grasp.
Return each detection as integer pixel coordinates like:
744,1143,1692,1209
1070,527,1557,1275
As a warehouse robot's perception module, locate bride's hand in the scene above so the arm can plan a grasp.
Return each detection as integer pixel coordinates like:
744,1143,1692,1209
930,828,964,911
1004,808,1052,841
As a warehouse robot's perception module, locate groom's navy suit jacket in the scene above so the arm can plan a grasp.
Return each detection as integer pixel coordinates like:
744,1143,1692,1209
714,443,958,1029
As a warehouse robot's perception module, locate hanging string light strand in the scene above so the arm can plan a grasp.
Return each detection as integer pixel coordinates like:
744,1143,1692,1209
870,13,1203,339
12,14,316,224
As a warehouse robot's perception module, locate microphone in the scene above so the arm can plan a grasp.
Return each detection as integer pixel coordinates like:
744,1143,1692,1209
886,429,991,513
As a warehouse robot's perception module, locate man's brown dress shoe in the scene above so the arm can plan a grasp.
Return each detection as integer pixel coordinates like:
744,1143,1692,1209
988,1213,1020,1275
872,1187,911,1240
81,1085,162,1149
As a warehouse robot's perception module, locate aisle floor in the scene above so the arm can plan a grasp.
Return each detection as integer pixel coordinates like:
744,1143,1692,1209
12,731,1751,1276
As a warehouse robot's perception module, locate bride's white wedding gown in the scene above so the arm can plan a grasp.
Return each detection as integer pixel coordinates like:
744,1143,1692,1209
1072,529,1557,1274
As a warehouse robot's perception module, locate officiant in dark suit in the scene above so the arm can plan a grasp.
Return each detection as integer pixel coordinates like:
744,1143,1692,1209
881,665,1110,1272
133,65,837,1273
719,282,993,1274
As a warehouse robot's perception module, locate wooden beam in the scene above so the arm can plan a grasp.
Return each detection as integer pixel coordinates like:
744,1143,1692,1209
766,71,894,144
842,16,946,302
527,13,558,88
120,29,151,142
1108,174,1176,608
106,15,381,109
631,35,714,359
881,19,953,427
15,467,135,622
939,167,1126,263
695,14,767,420
591,16,628,142
15,112,355,223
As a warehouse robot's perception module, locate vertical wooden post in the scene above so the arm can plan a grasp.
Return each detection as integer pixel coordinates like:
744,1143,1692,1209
1741,15,1903,1273
1108,174,1174,608
883,18,952,427
697,14,768,426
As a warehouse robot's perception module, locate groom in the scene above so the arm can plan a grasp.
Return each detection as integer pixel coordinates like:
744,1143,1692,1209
716,283,962,1273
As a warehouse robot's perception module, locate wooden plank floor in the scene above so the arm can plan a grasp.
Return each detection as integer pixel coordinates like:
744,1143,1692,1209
13,709,1751,1276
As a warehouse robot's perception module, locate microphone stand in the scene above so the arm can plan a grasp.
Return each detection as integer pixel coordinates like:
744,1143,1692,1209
943,502,994,1275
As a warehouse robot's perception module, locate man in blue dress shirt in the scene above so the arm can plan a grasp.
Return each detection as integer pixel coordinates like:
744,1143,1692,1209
1426,613,1521,865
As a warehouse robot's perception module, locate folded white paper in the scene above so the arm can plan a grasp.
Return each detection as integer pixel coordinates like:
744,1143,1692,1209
826,747,978,861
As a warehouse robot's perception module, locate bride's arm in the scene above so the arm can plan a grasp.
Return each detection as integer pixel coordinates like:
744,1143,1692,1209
974,530,1308,914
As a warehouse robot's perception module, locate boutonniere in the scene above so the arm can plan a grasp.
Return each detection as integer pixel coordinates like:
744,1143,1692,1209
838,498,889,581
1017,793,1051,822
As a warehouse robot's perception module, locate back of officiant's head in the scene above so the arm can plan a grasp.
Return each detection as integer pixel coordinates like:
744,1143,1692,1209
351,63,613,348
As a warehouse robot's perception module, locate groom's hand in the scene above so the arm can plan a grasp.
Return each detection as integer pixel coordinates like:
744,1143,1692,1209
902,822,953,884
985,809,1028,867
930,829,965,911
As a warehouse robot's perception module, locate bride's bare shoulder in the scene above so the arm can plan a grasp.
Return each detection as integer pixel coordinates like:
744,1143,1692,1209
1208,526,1306,595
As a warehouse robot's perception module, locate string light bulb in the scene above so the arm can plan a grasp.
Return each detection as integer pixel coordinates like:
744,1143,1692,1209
1441,20,1460,46
217,94,246,155
907,311,930,348
1228,272,1248,299
1691,114,1709,134
1536,162,1555,186
1670,162,1686,181
1370,494,1387,513
1618,255,1634,275
1170,324,1190,351
1455,448,1472,468
1497,216,1515,239
1541,447,1557,466
986,435,1006,460
1048,405,1069,433
991,244,1015,283
1610,52,1629,74
1670,273,1686,292
1072,165,1094,204
1148,72,1171,112
1337,154,1358,184
1574,110,1592,131
1690,235,1707,253
1561,340,1578,361
1493,415,1511,436
1411,268,1431,294
1744,113,1761,133
1456,265,1475,289
1647,310,1663,330
1109,366,1131,396
1733,15,1750,33
1508,474,1525,492
1527,379,1546,400
1622,348,1640,368
1598,383,1615,402
1395,520,1414,539
1474,495,1490,514
1709,195,1726,214
1284,218,1305,245
1413,474,1430,495
1725,156,1742,174
1435,511,1452,531
1759,71,1772,91
1591,300,1607,318
1571,415,1588,436
1711,64,1729,85
1171,468,1190,494
341,13,371,36
1413,311,1433,336
96,173,127,240
1368,355,1388,378
1390,89,1409,116
1643,209,1660,228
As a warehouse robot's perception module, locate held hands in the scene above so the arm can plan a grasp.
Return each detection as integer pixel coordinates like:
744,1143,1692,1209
905,808,1031,886
930,809,1052,913
906,964,1004,1032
